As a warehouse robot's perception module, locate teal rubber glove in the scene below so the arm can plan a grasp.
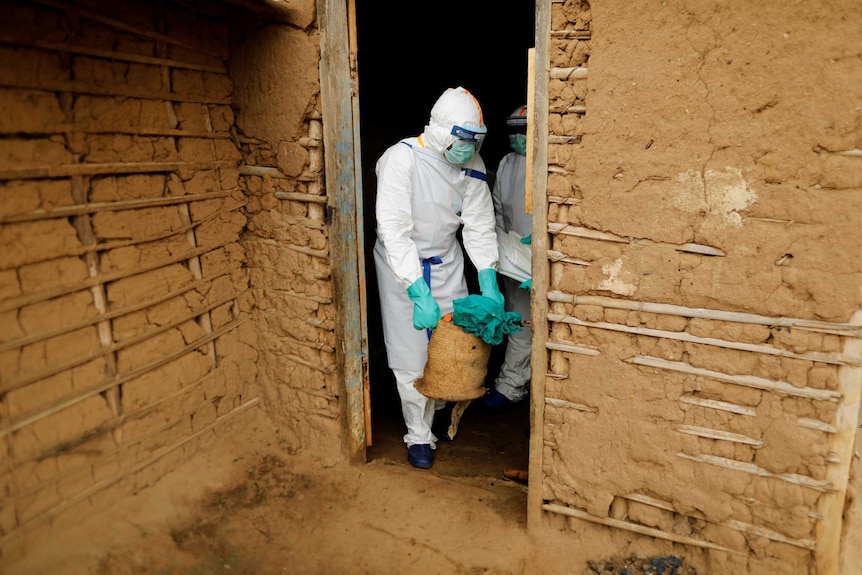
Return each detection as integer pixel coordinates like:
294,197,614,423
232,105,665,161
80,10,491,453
406,277,441,330
519,278,532,290
520,234,532,245
478,268,505,307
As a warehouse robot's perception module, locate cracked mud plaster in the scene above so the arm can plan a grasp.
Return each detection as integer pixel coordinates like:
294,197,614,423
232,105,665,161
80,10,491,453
589,168,756,298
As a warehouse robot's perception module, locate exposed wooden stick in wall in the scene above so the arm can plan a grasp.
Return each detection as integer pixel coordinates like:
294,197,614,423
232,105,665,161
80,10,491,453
622,493,816,550
305,317,335,330
240,164,326,185
549,105,587,114
550,67,588,80
283,353,336,374
725,519,816,551
628,355,842,402
797,418,838,434
547,195,581,205
0,189,234,223
547,291,862,337
274,191,329,204
544,397,598,413
548,223,627,242
550,30,591,40
69,171,124,442
293,387,337,401
547,250,591,266
547,135,582,144
678,393,756,416
547,222,727,256
676,452,833,491
542,502,743,554
547,311,862,367
279,334,335,353
677,424,764,447
546,340,601,355
177,199,217,367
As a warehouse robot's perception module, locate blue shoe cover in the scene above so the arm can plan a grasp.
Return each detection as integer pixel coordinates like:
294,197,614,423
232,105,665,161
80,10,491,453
483,389,512,411
407,444,433,469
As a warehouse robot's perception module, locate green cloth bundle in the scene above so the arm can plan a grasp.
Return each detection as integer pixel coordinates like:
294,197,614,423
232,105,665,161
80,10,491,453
451,294,522,345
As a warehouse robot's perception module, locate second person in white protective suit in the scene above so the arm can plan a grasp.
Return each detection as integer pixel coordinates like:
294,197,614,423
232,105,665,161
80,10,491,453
373,86,504,470
484,105,532,410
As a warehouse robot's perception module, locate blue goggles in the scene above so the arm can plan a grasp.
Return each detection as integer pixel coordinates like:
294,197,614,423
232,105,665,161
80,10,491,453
450,125,486,149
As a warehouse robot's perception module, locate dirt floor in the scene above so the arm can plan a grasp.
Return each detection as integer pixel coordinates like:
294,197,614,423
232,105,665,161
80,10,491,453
4,396,703,575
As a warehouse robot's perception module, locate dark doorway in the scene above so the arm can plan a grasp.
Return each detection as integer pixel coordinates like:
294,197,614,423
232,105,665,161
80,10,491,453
355,1,536,475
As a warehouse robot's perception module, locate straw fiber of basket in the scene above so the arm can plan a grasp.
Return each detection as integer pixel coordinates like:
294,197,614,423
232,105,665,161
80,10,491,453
415,319,491,401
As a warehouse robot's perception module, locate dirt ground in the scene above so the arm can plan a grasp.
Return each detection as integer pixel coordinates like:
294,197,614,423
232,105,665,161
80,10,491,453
4,398,704,575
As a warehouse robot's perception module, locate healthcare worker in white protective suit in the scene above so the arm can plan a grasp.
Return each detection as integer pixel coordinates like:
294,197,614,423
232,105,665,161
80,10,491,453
373,86,504,469
484,105,532,410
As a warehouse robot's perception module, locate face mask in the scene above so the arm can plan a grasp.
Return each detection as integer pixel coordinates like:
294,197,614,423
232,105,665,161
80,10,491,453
444,140,475,164
509,133,527,155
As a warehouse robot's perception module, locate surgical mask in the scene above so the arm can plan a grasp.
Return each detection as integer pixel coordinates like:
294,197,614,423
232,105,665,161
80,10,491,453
509,133,527,155
444,140,475,164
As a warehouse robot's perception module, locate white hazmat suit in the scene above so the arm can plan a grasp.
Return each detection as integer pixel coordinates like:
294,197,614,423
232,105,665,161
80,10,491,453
489,105,532,404
373,87,500,458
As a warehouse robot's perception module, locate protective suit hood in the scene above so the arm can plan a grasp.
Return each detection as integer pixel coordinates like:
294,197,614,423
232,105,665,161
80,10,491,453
422,86,486,154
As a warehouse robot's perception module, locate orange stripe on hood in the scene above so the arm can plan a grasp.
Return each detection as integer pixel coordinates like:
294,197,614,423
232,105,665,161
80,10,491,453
463,89,485,128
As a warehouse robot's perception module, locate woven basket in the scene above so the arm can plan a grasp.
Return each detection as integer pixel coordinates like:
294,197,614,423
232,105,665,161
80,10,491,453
415,318,491,401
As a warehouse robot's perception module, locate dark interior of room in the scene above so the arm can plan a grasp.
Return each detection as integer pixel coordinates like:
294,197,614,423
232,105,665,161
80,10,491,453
355,1,536,475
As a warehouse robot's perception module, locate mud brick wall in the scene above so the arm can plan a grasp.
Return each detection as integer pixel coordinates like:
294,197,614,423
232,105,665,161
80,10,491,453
535,1,862,574
229,2,342,457
0,0,260,562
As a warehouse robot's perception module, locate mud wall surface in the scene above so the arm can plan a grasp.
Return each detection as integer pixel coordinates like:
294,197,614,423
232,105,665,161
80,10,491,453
229,1,343,457
0,0,261,563
538,2,862,574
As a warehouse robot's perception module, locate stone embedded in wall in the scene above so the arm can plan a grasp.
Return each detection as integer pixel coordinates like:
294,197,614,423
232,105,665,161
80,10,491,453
277,141,309,177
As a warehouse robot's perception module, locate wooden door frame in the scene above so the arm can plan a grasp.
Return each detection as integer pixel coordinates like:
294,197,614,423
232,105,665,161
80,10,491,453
527,0,550,530
317,0,369,462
